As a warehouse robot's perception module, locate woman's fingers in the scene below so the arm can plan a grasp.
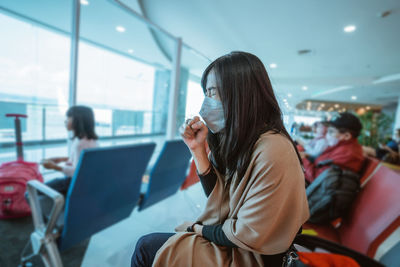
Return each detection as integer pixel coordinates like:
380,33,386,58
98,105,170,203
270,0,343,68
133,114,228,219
190,116,200,124
181,117,208,146
190,120,206,130
179,123,196,139
183,116,202,135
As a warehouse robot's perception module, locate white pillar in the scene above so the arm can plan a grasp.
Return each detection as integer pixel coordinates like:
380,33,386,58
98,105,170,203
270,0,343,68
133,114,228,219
68,0,80,107
166,38,182,140
67,0,80,153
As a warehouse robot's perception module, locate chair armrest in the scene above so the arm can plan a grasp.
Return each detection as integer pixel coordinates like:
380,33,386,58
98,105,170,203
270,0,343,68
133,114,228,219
294,234,384,267
26,180,65,236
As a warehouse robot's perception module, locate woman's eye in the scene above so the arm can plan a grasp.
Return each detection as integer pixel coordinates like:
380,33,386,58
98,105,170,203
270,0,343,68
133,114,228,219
205,87,218,97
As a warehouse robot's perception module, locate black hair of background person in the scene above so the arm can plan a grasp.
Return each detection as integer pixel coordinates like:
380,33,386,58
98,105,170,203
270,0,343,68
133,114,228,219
201,51,302,183
66,105,98,140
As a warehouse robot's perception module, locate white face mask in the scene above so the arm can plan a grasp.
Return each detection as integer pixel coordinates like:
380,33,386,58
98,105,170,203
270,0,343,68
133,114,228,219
326,134,340,147
199,97,225,133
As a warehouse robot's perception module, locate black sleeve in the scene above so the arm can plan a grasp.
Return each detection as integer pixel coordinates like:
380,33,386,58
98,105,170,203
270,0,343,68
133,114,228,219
198,167,217,197
202,224,238,247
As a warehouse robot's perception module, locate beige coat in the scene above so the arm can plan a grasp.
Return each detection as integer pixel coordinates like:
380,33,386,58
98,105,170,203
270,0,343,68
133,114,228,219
153,132,310,267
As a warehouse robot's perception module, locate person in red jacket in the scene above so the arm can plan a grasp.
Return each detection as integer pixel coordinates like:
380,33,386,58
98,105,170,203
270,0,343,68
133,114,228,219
302,112,364,183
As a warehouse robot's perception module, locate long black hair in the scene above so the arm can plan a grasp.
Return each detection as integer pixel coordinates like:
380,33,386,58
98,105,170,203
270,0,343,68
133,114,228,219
201,51,302,182
66,105,98,140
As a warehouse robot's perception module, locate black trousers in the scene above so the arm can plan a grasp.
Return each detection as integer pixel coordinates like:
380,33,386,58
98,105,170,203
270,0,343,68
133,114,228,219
25,177,71,201
131,232,287,267
45,177,72,196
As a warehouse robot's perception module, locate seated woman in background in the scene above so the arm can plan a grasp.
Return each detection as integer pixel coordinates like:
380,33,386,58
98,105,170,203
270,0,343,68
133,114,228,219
131,52,309,267
41,105,98,195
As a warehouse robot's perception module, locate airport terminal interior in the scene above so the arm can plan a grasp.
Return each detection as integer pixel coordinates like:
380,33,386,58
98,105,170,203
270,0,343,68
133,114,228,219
0,0,400,266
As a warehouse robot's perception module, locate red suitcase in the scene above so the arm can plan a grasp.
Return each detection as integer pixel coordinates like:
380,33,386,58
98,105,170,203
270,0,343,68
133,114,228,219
0,114,43,219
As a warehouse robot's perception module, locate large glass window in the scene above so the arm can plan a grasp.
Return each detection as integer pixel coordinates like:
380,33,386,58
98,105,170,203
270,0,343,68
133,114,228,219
0,0,211,145
0,12,70,142
185,80,204,119
77,0,175,137
77,42,156,136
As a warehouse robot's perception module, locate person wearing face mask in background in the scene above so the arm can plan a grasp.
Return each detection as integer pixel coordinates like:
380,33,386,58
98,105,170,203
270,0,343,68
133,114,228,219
301,112,364,184
296,121,329,159
131,52,309,267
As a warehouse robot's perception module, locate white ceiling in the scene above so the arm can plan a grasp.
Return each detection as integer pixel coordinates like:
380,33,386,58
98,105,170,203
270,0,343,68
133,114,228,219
140,0,400,108
1,0,399,110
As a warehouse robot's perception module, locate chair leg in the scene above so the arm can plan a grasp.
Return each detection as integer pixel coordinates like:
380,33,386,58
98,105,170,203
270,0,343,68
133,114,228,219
42,239,63,267
40,251,53,267
24,181,65,267
20,240,36,267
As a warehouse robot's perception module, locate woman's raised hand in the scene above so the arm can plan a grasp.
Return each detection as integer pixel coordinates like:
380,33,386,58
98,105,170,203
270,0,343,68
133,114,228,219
47,157,68,163
41,159,58,170
179,116,208,152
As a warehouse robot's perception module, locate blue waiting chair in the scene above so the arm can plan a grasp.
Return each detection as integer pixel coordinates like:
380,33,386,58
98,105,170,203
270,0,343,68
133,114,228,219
23,143,155,267
138,139,192,211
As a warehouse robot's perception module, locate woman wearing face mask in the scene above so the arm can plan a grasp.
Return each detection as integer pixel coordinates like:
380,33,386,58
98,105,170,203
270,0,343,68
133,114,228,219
302,112,364,183
131,52,309,267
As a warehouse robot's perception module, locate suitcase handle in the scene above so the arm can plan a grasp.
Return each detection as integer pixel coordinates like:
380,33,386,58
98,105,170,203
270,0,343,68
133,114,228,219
6,114,28,118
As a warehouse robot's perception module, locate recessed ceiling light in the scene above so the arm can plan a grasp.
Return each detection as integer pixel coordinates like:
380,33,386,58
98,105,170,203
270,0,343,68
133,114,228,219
302,86,308,91
269,63,277,69
351,95,357,100
288,93,292,97
116,26,126,33
128,49,134,54
344,25,356,33
80,0,89,5
379,10,392,18
298,49,312,55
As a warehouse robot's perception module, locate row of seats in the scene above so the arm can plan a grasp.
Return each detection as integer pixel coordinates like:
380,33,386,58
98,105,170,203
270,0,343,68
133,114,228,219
23,140,192,266
303,157,400,266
